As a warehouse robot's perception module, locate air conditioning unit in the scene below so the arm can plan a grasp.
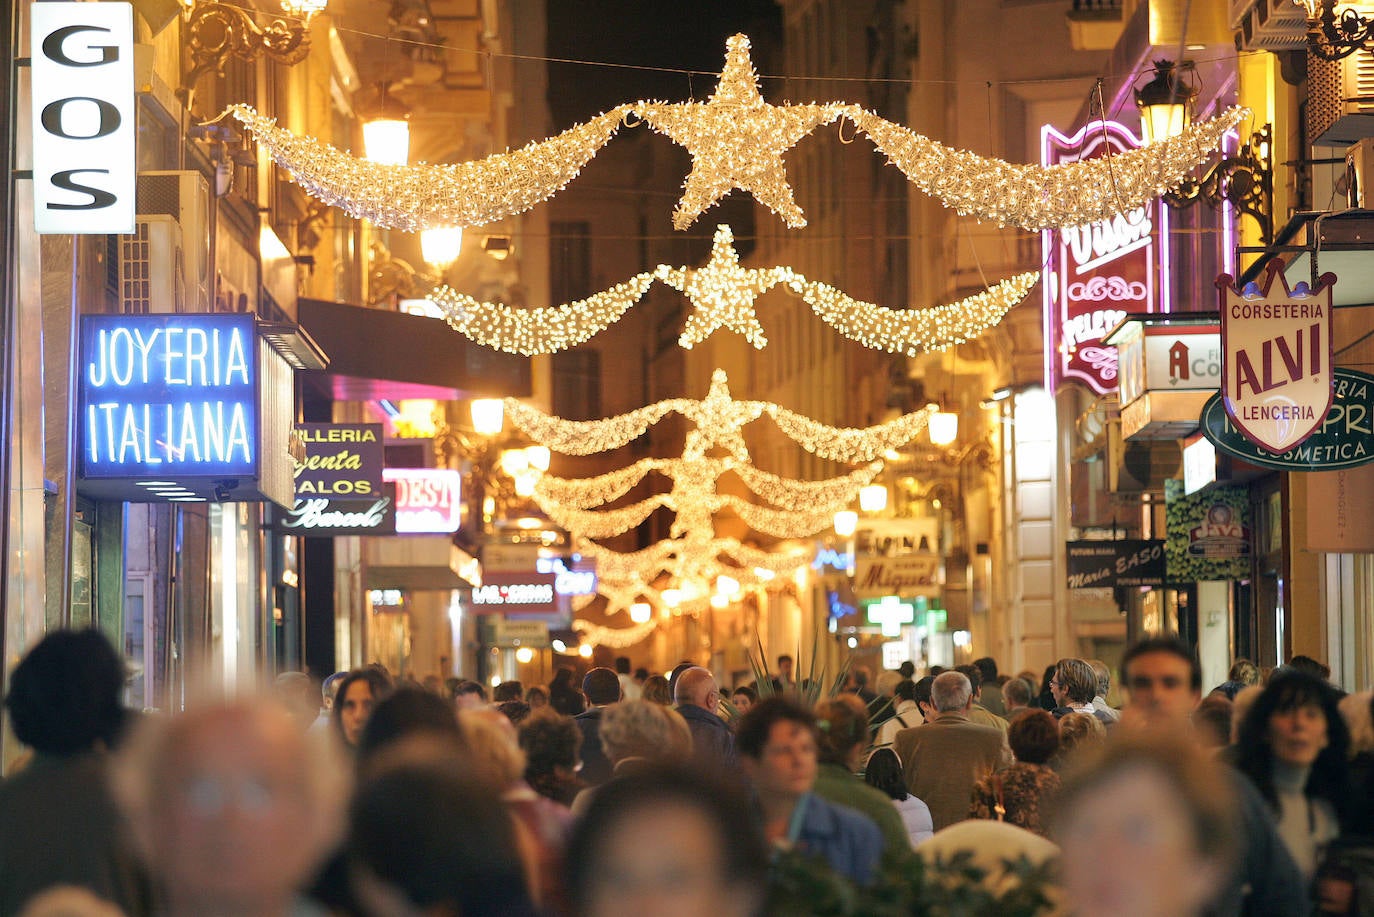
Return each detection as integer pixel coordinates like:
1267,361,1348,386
1233,0,1308,50
1346,138,1374,207
134,171,210,312
118,215,185,314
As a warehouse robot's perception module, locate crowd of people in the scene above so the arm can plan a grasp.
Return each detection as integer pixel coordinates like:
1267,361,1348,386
1,632,1373,916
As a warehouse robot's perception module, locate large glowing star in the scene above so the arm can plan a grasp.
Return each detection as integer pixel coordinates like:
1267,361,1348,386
655,225,782,349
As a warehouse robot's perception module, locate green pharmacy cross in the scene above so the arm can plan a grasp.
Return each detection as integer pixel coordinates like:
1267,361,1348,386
868,595,915,637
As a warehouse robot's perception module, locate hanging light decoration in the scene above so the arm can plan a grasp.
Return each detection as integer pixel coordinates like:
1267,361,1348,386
927,407,959,447
420,226,464,268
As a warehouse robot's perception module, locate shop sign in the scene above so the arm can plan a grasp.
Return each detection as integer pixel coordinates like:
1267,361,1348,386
470,572,558,614
1042,119,1164,395
31,3,136,234
1164,481,1251,582
1200,368,1374,471
1066,539,1165,589
853,554,940,598
80,314,257,480
1117,326,1221,406
1187,504,1251,558
1183,435,1217,494
865,595,914,636
536,556,598,596
382,468,462,534
1219,264,1334,454
293,423,383,498
279,482,397,537
882,641,911,670
488,617,550,647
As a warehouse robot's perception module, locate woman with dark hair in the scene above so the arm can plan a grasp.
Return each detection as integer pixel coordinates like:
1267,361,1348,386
1035,663,1058,710
355,686,462,767
811,696,910,854
969,710,1061,836
519,708,585,807
549,667,586,716
332,668,394,752
863,747,933,846
1232,669,1352,880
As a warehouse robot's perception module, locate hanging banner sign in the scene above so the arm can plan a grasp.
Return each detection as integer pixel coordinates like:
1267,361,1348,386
1201,368,1374,471
382,468,463,534
470,572,559,614
852,554,940,598
1066,539,1166,589
1042,119,1165,395
1219,263,1335,454
1165,481,1251,582
278,483,398,537
293,423,384,498
31,3,136,234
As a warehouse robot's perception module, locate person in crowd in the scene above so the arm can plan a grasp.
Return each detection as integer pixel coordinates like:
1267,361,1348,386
347,743,537,917
811,696,909,853
1002,676,1033,721
1049,657,1114,724
1231,668,1351,880
972,657,1006,717
731,684,758,718
776,654,796,691
633,666,650,692
969,709,1061,837
461,709,572,911
736,698,883,884
574,667,623,786
1338,690,1374,829
112,700,347,917
450,679,489,711
310,671,347,735
594,698,692,780
869,669,903,728
1231,684,1264,744
498,699,532,725
0,630,151,917
526,684,550,711
1016,669,1040,697
641,674,672,705
894,671,1009,831
1035,664,1058,710
519,707,585,807
1053,711,1106,772
614,657,641,701
1120,635,1307,916
1051,730,1239,917
563,765,768,917
874,677,923,750
897,660,916,681
273,672,319,732
1212,658,1263,700
493,681,524,703
549,667,586,716
673,666,737,774
1193,694,1234,751
1087,658,1122,723
1289,655,1334,684
355,686,463,769
333,668,393,753
863,747,933,846
955,664,1009,736
849,665,877,705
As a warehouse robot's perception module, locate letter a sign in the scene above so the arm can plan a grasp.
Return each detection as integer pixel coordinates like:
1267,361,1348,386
1218,262,1334,454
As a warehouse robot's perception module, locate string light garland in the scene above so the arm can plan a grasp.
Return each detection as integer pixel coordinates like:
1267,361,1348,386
632,34,845,229
654,225,784,348
787,271,1041,356
501,399,678,455
430,274,655,356
843,104,1248,232
574,617,662,649
768,402,935,463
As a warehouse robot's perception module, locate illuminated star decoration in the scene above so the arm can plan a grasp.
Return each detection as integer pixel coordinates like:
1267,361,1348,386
655,225,783,349
678,369,766,462
634,34,845,229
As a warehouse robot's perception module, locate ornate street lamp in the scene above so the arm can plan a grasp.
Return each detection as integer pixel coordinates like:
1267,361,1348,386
181,0,326,99
1296,0,1374,60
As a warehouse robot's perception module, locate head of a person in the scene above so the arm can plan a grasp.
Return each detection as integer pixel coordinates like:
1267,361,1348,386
776,655,794,678
599,698,692,766
1228,658,1261,687
1058,711,1107,760
321,671,348,712
1337,690,1374,758
583,667,623,707
862,746,908,801
673,666,719,711
736,698,819,801
912,674,937,720
113,701,347,915
273,672,319,730
972,656,999,685
526,685,549,709
667,662,695,700
633,667,649,684
5,628,127,755
458,708,527,788
615,657,631,676
955,664,983,698
496,700,531,725
518,707,582,778
893,677,917,707
1017,670,1041,694
1009,710,1059,765
1087,659,1112,699
813,695,869,766
874,669,902,699
852,665,872,690
1120,636,1203,729
1003,676,1032,711
355,685,463,770
492,680,523,703
730,684,758,716
1230,685,1264,744
564,764,768,917
897,660,916,680
1287,655,1331,681
1051,732,1238,917
930,671,973,714
347,744,530,917
641,675,672,705
450,679,489,711
1234,669,1350,813
1052,658,1098,707
1191,696,1233,750
333,668,394,749
551,667,575,689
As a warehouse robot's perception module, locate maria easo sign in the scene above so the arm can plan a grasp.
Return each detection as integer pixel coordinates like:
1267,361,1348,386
1219,263,1334,455
1066,539,1165,589
31,2,136,233
1201,368,1374,471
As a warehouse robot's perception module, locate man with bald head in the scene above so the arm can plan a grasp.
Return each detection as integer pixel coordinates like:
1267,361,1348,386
674,666,736,774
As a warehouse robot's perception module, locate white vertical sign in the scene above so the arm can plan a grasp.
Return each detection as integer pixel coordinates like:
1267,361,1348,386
31,3,136,234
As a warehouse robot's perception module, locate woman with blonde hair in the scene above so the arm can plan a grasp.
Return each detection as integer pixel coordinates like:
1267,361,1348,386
1052,711,1106,773
572,699,692,817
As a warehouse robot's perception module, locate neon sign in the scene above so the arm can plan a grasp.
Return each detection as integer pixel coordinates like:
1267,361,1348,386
536,556,598,596
470,572,559,613
1041,120,1166,395
382,468,462,534
80,314,257,479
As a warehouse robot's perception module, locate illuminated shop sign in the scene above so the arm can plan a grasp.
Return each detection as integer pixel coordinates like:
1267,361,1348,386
1042,120,1165,395
279,483,398,537
294,423,383,498
80,314,257,480
31,3,136,234
470,572,559,614
382,468,463,534
535,556,598,596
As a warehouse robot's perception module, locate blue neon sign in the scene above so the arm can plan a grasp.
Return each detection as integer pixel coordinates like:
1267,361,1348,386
80,314,258,479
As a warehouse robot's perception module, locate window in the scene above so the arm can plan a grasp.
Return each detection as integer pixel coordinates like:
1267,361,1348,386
552,350,601,421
